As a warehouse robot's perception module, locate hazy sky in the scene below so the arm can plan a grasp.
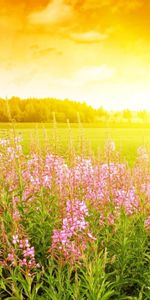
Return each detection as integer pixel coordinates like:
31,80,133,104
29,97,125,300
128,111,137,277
0,0,150,110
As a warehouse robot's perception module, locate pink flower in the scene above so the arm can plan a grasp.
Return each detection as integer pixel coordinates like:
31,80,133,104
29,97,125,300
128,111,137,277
12,235,19,245
107,214,115,225
23,247,35,258
7,253,15,261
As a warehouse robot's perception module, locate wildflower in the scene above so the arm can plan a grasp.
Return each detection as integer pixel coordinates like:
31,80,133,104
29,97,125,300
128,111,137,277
51,199,96,262
12,235,19,244
0,139,9,146
7,252,15,262
107,213,115,225
23,246,35,258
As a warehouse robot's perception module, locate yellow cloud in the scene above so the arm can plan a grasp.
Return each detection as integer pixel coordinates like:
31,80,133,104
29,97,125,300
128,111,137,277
111,0,143,13
31,47,63,58
82,0,143,12
75,65,115,82
29,0,73,24
70,31,108,43
82,0,108,10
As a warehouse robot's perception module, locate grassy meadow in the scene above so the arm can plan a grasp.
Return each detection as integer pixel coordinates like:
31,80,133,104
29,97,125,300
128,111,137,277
0,122,150,165
0,122,150,299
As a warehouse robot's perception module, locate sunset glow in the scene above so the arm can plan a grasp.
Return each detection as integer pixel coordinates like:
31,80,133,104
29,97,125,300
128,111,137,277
1,0,150,110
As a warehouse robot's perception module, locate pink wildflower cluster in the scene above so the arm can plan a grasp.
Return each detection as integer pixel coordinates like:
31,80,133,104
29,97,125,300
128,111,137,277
12,196,21,222
83,162,139,217
137,146,149,163
0,137,150,264
2,234,39,275
51,200,96,263
99,213,116,226
0,137,23,192
21,153,71,202
141,183,150,198
0,138,140,219
133,147,150,213
113,188,139,215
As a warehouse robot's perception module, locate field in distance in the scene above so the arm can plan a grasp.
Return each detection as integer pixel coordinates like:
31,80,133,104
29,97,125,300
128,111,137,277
0,122,150,165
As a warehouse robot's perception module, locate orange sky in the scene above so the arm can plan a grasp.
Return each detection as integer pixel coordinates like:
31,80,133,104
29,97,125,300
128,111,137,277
0,0,150,110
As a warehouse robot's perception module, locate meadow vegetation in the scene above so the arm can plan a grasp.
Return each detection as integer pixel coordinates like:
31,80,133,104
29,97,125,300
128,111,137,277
1,122,150,165
0,126,150,299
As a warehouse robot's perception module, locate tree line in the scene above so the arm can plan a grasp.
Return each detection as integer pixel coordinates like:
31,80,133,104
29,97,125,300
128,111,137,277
0,97,149,124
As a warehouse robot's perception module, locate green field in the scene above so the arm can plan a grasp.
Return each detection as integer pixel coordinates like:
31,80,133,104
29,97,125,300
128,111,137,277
0,123,150,165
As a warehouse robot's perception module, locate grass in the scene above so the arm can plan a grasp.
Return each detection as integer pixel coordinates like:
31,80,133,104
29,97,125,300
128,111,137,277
0,122,150,165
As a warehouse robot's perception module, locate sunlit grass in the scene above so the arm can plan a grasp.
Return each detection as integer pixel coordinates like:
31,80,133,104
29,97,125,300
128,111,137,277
0,123,150,165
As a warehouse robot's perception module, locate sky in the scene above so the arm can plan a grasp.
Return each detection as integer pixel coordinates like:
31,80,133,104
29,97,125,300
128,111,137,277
0,0,150,110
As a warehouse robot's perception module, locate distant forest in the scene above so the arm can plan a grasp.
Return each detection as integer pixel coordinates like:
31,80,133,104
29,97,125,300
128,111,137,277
0,97,150,124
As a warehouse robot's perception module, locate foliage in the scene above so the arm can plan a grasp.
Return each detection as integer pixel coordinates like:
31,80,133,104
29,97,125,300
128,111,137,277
0,97,150,124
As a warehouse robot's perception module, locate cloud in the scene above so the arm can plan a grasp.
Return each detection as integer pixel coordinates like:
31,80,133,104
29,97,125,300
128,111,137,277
32,47,63,58
81,0,109,10
125,0,143,11
75,65,115,82
70,31,108,43
81,0,143,13
30,44,39,50
29,0,73,25
111,0,143,13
